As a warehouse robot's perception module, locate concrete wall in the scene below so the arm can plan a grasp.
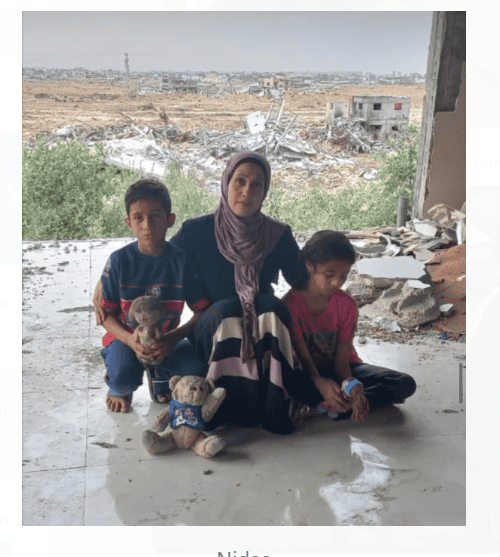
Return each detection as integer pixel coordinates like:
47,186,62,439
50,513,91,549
423,61,466,215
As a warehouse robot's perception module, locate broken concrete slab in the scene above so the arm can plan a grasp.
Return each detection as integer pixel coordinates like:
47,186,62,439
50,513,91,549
413,219,439,237
359,278,441,329
244,111,266,135
356,256,427,281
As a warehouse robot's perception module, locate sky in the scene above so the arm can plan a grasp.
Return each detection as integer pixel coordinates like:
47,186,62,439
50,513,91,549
22,11,433,74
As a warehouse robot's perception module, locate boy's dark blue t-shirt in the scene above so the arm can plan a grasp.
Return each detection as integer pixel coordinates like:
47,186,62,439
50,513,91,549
169,213,307,302
100,240,210,346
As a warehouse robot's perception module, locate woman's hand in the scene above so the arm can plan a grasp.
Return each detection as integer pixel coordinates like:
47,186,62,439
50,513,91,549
315,376,352,413
93,280,106,325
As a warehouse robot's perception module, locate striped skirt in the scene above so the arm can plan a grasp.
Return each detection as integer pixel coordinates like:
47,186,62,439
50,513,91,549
192,294,297,434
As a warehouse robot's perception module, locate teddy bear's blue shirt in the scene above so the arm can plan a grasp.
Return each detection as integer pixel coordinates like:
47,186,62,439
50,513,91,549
170,399,207,430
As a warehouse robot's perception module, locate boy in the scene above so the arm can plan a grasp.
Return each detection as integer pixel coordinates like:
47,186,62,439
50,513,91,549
99,175,210,413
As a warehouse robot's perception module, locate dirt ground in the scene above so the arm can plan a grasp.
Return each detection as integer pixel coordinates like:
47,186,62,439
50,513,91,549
22,80,426,141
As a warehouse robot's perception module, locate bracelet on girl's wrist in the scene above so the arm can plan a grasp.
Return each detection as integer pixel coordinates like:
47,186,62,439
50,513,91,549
342,378,362,396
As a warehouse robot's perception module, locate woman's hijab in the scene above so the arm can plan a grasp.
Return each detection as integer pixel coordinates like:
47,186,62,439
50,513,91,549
214,151,287,362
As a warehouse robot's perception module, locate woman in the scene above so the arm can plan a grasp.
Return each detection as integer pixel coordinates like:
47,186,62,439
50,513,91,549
95,151,309,433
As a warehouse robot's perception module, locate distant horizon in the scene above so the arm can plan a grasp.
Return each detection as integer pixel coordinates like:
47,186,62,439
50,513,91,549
22,66,425,75
23,11,432,75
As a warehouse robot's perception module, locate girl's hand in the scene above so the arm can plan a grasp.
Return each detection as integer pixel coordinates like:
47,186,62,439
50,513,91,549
316,377,352,413
351,391,370,420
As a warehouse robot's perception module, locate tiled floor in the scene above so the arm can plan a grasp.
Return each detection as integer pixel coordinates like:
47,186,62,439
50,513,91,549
22,238,466,526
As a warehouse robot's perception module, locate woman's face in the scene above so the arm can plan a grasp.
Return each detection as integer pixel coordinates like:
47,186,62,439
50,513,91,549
227,161,266,217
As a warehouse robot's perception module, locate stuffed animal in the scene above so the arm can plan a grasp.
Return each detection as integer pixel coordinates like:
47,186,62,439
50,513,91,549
128,295,172,365
141,375,227,458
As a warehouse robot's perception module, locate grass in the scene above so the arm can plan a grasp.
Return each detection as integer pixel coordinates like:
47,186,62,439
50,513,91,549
22,124,419,240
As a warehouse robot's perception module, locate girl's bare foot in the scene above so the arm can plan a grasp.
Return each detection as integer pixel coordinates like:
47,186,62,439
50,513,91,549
106,392,132,413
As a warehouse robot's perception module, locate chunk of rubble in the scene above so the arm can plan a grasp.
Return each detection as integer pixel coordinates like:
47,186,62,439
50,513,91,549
413,219,439,237
439,303,454,316
359,278,441,328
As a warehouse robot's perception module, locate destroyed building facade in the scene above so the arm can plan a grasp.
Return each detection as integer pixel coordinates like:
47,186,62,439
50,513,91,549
349,95,410,138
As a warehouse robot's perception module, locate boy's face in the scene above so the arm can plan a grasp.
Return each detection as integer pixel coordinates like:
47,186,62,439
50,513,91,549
308,259,352,298
125,198,175,256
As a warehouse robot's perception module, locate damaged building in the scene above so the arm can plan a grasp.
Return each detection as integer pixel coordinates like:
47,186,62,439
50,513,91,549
350,95,410,138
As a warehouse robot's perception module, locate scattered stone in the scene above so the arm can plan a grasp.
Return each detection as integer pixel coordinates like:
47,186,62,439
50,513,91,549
91,441,118,449
439,303,454,317
203,469,213,475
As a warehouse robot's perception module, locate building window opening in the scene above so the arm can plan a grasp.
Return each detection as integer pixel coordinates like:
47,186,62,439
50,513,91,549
373,103,382,110
392,125,399,131
358,103,363,109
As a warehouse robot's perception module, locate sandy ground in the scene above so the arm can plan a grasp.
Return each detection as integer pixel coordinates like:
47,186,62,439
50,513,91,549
22,79,425,141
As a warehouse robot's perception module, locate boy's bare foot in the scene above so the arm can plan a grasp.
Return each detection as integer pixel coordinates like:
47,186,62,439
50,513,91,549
106,391,132,413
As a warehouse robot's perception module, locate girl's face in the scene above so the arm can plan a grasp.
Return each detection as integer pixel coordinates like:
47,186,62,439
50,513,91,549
227,161,266,217
307,258,352,298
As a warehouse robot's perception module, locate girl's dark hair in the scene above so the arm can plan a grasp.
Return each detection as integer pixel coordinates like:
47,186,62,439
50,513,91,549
302,230,357,266
125,175,171,216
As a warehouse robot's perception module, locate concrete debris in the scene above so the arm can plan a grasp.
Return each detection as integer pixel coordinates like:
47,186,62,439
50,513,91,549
244,111,267,135
359,278,441,329
413,219,439,237
373,316,401,332
439,303,454,316
359,168,379,180
326,116,411,153
427,203,466,228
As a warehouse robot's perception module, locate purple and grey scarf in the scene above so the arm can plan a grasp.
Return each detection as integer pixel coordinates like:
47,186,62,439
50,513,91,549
214,151,287,362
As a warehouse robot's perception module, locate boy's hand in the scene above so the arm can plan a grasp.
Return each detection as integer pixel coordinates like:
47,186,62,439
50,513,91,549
93,280,106,325
315,376,352,413
147,332,179,364
126,334,155,362
350,384,370,420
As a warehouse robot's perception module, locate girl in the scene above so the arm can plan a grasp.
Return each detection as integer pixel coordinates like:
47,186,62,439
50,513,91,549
283,230,417,421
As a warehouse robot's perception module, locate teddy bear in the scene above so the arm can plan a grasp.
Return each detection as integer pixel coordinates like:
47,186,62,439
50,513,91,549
128,295,174,365
141,375,227,458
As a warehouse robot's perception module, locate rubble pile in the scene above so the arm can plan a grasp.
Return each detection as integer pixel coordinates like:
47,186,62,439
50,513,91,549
22,122,187,150
295,204,465,337
327,116,411,153
33,92,120,102
197,83,231,98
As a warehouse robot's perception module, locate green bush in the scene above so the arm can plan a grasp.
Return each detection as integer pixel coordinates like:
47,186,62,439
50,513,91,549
164,162,218,235
23,136,139,239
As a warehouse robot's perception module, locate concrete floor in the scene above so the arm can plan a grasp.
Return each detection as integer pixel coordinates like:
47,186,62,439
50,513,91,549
22,238,466,526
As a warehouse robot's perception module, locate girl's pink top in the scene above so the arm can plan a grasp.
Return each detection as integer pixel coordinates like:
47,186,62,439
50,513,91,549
283,288,362,365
